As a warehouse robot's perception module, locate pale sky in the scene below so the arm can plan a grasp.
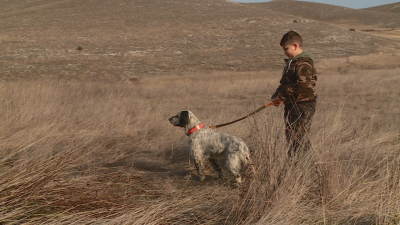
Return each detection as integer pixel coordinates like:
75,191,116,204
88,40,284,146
229,0,400,9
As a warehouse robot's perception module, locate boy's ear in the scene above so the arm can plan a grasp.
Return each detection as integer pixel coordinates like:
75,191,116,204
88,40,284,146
293,43,299,50
293,42,302,50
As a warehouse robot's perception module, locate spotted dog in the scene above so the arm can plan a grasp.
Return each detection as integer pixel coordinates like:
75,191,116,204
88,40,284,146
169,110,251,185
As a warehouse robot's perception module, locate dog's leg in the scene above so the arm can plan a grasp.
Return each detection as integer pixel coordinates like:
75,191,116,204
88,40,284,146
189,144,207,182
226,154,242,186
190,147,205,182
193,158,205,182
209,158,223,179
243,156,255,179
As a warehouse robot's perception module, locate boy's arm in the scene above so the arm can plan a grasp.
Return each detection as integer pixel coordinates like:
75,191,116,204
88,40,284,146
295,62,315,96
271,83,296,102
271,84,290,107
271,94,283,106
271,62,315,101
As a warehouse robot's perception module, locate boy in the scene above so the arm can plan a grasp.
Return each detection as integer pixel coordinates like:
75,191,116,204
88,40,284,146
271,30,317,157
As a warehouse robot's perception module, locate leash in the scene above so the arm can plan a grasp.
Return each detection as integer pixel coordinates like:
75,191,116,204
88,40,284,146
209,102,276,129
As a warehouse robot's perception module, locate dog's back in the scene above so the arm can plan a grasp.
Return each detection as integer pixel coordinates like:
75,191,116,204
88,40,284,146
190,128,250,182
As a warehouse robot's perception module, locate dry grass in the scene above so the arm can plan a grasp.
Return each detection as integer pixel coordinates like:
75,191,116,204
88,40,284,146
234,68,400,224
1,64,399,224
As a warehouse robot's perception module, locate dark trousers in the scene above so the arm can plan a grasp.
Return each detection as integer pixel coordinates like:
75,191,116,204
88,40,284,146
284,101,316,157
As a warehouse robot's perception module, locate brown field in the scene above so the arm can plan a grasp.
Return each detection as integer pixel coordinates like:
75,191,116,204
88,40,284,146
1,0,400,224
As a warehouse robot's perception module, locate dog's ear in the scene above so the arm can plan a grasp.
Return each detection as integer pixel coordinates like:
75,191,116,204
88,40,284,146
178,110,190,127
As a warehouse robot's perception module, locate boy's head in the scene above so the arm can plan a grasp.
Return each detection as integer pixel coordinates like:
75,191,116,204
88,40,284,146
280,30,303,59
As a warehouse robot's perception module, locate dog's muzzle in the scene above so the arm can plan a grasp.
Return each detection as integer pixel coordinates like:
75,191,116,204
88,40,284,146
169,116,178,126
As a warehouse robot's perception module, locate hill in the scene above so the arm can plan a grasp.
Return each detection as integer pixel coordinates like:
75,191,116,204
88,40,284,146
0,0,397,81
363,2,400,14
252,1,400,28
250,1,400,46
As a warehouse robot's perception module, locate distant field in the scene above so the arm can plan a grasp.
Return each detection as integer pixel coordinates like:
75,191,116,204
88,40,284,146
1,0,397,81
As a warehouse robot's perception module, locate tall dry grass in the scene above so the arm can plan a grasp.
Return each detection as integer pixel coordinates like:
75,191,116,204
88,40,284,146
234,68,400,224
0,66,399,224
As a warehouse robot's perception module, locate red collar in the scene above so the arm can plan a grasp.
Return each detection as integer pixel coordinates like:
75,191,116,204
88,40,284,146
188,124,205,135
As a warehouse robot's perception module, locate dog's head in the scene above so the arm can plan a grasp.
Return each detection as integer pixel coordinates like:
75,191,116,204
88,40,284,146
169,110,203,136
169,110,190,127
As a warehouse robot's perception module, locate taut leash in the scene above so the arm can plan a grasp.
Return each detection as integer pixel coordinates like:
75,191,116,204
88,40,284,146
209,102,275,129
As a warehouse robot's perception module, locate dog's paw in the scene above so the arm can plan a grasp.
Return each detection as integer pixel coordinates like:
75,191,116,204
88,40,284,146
184,174,192,180
199,175,205,182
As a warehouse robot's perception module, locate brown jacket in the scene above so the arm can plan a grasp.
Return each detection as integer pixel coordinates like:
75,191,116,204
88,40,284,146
272,51,317,105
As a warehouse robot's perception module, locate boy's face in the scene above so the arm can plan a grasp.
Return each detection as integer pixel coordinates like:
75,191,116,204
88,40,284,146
282,43,301,59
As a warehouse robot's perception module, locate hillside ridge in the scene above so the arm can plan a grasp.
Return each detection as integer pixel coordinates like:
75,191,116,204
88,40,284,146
250,1,400,28
363,2,400,14
0,0,398,81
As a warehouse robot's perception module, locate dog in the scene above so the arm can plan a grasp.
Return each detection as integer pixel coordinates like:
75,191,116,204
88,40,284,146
169,110,251,185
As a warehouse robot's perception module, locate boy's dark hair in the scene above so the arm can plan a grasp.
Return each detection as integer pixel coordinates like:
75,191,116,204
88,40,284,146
280,30,303,47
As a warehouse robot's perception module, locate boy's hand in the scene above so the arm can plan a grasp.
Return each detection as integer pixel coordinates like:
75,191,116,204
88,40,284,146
272,96,283,106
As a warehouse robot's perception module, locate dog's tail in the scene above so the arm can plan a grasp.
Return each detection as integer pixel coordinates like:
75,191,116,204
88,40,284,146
239,144,250,170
